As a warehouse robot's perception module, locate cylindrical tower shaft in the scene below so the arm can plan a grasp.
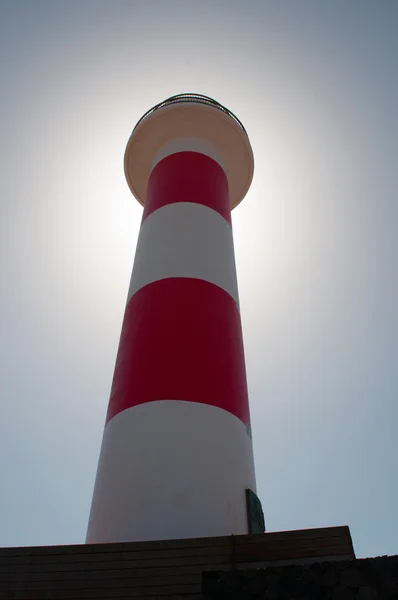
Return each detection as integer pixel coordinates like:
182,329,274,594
86,95,258,543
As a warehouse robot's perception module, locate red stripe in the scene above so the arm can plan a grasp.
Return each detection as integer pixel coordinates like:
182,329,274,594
143,152,231,224
106,278,250,427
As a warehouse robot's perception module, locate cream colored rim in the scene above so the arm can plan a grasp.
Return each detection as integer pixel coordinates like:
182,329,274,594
124,101,254,209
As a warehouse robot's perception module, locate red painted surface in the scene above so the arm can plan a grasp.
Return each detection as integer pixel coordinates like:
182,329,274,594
142,152,231,224
106,278,250,427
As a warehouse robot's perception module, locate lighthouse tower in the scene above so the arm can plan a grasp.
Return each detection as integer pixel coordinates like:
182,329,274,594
86,94,259,544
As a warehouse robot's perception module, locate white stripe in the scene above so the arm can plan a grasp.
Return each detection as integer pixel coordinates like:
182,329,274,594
152,137,225,172
86,401,256,543
127,202,240,306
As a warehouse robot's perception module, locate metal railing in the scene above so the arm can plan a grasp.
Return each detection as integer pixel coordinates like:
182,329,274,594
133,93,247,134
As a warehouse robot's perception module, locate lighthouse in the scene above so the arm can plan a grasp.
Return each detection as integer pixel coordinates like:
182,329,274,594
86,94,261,544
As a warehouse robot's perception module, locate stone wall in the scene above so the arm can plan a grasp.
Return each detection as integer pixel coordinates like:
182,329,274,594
202,556,398,600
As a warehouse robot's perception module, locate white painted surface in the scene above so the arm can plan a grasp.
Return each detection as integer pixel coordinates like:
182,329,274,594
127,202,240,306
152,137,225,171
86,401,256,543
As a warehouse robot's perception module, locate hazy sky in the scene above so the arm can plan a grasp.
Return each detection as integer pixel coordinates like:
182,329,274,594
0,0,397,559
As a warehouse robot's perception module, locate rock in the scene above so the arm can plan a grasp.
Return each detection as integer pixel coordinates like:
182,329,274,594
381,580,398,599
357,586,378,600
311,562,327,576
249,571,276,594
302,581,331,600
323,567,338,587
341,568,364,588
263,591,278,600
263,572,281,591
333,585,357,600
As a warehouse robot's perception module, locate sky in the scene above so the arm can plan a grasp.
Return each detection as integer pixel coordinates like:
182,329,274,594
0,0,397,559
